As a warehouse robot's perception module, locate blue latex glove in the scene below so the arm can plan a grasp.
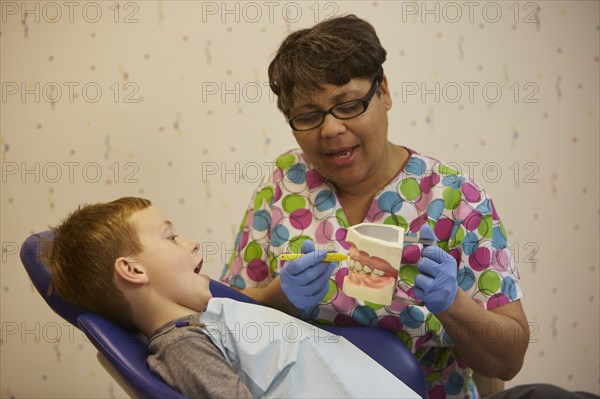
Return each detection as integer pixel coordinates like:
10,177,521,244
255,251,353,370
419,224,436,244
280,241,337,310
413,226,458,313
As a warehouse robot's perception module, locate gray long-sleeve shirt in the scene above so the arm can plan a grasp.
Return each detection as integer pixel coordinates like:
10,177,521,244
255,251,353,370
147,314,254,399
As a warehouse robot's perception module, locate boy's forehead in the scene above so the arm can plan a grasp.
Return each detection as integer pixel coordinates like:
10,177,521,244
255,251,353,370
129,206,169,230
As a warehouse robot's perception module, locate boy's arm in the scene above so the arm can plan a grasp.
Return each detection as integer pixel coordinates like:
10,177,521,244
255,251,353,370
148,330,254,398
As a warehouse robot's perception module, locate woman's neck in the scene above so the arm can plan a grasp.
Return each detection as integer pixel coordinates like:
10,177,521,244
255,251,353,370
336,144,408,199
335,144,409,225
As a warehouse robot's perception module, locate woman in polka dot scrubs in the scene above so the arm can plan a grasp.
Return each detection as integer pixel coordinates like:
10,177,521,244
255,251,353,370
221,15,529,399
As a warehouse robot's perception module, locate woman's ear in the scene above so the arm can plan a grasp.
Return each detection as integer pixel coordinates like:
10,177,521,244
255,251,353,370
114,257,148,285
380,74,393,111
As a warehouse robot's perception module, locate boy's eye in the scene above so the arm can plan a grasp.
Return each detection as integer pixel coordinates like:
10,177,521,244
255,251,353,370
168,235,179,241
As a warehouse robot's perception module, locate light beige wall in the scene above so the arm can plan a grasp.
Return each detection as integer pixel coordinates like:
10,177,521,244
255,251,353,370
1,1,598,397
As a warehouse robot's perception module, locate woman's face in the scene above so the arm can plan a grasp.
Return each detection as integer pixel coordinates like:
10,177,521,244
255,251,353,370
288,77,394,190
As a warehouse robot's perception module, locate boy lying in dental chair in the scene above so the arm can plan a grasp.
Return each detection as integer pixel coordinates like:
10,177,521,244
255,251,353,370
45,196,419,399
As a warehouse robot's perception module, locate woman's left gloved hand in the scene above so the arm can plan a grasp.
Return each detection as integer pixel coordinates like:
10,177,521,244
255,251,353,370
413,244,458,314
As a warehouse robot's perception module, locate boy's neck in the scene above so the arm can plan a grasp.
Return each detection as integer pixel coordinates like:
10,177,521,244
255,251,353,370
133,299,203,336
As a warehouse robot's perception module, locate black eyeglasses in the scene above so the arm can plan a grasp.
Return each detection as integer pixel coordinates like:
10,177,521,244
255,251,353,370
288,79,381,131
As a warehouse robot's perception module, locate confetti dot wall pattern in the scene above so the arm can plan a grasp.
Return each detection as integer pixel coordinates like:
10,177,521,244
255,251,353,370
1,1,598,397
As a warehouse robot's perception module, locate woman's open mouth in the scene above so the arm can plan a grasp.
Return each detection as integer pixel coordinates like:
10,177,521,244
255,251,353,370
326,146,358,164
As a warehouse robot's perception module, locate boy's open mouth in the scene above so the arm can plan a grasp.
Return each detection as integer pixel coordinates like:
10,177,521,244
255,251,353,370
194,260,203,274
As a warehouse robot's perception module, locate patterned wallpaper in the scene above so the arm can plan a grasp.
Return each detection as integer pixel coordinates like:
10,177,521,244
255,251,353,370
1,1,598,397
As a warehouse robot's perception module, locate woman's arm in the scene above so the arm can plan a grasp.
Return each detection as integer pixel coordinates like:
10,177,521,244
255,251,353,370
241,277,299,316
437,292,529,380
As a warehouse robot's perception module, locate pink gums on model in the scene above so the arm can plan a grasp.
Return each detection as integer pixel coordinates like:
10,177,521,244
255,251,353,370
344,243,398,304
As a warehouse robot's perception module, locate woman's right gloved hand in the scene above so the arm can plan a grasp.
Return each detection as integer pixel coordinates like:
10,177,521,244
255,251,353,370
279,240,337,310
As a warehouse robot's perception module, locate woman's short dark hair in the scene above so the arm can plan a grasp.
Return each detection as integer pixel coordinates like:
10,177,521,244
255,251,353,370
268,14,387,117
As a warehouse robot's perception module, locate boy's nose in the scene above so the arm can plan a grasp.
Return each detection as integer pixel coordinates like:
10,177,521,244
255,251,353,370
191,240,200,254
180,236,200,254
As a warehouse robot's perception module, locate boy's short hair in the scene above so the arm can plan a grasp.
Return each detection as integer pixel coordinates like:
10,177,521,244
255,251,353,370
46,196,152,330
268,14,387,117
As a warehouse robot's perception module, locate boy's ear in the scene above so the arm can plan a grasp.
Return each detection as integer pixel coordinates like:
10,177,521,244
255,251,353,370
114,257,148,285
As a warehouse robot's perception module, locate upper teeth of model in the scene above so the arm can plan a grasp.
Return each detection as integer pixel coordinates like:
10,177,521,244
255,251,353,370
347,258,385,278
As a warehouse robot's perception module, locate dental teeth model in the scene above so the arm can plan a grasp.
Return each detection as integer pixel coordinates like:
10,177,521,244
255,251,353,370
343,223,406,306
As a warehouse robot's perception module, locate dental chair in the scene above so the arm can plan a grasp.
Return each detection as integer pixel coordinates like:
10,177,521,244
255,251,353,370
21,231,426,399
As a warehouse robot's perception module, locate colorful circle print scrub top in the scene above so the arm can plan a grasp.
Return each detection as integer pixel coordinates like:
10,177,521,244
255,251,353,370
221,147,524,399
